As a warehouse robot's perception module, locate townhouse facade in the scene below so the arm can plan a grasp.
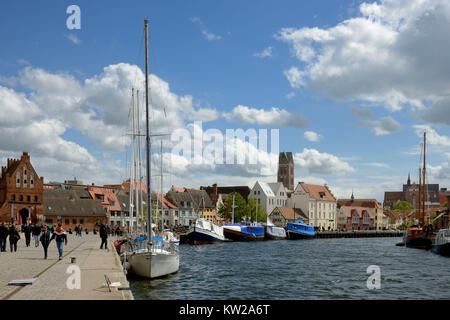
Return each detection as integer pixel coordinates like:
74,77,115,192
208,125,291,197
249,181,288,216
289,182,337,230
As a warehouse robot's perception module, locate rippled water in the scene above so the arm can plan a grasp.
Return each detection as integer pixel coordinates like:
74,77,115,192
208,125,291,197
129,238,450,299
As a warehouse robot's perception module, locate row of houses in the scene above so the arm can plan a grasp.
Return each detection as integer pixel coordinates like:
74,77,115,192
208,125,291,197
3,152,447,232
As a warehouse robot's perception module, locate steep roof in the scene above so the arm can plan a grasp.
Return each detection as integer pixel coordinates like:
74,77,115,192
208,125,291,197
268,182,285,194
272,206,308,221
338,199,382,209
166,188,214,209
300,183,336,202
44,198,106,217
255,181,275,197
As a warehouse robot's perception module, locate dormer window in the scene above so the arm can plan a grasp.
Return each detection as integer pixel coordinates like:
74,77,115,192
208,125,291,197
319,192,325,199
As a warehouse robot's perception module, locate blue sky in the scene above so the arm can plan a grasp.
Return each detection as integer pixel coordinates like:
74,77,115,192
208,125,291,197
1,0,450,202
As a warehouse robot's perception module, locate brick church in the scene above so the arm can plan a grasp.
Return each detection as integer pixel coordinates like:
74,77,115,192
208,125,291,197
0,152,44,224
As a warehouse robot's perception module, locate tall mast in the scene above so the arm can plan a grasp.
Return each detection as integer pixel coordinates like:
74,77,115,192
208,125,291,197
422,132,426,225
129,88,135,232
160,140,164,232
144,19,152,244
232,193,235,224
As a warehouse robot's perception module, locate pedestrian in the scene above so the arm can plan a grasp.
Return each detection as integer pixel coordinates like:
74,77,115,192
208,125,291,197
79,224,83,237
74,225,79,236
40,225,53,259
24,223,31,247
51,223,67,260
32,224,41,247
0,222,8,252
8,225,20,252
99,224,108,249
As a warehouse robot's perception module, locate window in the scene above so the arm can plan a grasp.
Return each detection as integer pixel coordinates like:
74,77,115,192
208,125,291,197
27,195,30,202
72,219,77,224
16,172,20,187
34,196,38,202
45,219,53,224
30,174,34,189
19,195,23,201
80,219,84,224
11,194,15,201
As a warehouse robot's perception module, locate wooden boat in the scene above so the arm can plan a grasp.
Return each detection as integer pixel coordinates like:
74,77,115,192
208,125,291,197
404,132,434,249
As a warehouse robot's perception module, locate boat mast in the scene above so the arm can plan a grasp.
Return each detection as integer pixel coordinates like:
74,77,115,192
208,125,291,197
129,88,135,233
144,19,152,244
232,193,235,224
422,132,426,226
160,140,164,232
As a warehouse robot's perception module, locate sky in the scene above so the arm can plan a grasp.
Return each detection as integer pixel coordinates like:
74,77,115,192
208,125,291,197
1,0,450,203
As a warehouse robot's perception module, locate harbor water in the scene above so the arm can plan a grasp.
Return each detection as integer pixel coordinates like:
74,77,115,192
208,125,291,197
129,237,450,299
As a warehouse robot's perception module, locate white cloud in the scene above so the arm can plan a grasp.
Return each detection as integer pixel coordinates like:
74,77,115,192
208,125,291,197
412,125,450,147
254,47,273,58
293,148,355,176
367,162,391,169
276,0,450,112
224,105,310,128
191,17,221,41
358,116,402,135
66,34,81,45
304,131,322,142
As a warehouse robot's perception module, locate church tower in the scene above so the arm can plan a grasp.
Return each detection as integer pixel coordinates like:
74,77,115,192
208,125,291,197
277,152,294,191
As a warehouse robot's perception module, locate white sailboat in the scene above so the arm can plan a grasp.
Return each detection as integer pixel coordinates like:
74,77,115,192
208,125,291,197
124,19,179,278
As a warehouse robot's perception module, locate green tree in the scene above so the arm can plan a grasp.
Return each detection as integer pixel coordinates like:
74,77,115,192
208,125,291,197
392,201,414,212
247,197,266,222
222,192,249,223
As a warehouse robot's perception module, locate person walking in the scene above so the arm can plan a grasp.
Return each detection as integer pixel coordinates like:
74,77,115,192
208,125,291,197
8,225,20,252
24,223,31,247
0,222,8,252
51,224,67,260
78,224,83,237
40,225,53,259
32,224,41,247
99,224,108,249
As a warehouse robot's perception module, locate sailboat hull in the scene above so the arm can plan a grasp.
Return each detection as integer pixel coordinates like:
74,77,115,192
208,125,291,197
404,228,432,250
127,250,179,279
186,227,225,244
432,243,450,257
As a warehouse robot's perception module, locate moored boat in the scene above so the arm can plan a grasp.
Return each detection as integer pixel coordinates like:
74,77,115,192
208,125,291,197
431,228,450,257
223,223,264,241
286,221,315,239
186,218,225,244
264,225,287,240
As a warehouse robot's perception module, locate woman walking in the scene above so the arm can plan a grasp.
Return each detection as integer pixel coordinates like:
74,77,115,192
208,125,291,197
40,225,52,259
32,224,41,247
8,225,20,252
51,224,67,260
99,224,108,249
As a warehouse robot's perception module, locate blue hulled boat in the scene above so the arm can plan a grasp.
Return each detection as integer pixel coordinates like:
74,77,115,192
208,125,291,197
186,218,225,244
223,223,264,241
286,220,315,239
432,229,450,257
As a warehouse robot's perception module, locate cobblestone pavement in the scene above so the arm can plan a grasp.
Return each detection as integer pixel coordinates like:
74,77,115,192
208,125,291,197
0,232,132,300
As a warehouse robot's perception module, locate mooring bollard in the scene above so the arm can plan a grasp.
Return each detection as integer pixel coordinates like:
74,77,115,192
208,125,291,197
71,257,76,264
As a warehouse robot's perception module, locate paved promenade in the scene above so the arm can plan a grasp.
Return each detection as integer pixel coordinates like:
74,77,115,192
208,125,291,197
0,232,133,300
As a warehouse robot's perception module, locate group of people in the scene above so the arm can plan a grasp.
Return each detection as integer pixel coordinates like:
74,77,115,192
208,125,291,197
1,222,68,260
1,221,111,259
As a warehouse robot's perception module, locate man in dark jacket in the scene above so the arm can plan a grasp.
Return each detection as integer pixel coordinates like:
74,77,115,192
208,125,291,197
8,225,20,252
32,224,41,247
99,224,108,249
24,224,32,247
0,222,8,252
40,225,53,259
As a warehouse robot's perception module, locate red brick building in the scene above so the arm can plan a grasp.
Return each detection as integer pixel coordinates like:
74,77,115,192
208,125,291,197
0,152,44,224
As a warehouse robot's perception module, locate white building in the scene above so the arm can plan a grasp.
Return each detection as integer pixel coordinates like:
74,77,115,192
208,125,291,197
289,182,337,230
249,181,288,215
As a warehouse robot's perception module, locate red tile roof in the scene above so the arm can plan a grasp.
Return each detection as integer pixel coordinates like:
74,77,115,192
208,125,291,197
300,183,336,202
